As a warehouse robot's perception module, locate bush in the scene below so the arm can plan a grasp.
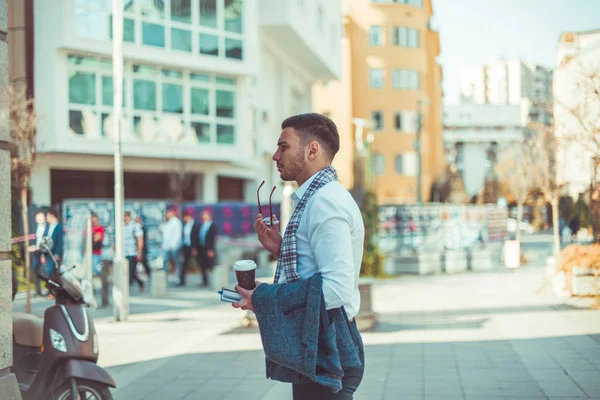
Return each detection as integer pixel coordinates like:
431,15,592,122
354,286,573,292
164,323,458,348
557,244,600,274
360,191,385,277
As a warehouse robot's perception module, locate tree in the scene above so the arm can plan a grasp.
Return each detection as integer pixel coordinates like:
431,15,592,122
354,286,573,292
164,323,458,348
496,142,538,243
555,63,600,241
360,191,384,277
1,85,37,313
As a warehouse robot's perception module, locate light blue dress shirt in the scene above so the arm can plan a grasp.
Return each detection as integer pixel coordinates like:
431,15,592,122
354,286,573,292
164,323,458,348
162,217,183,251
280,172,365,319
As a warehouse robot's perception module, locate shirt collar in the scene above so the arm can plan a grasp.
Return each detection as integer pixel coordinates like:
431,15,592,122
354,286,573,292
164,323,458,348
292,172,320,203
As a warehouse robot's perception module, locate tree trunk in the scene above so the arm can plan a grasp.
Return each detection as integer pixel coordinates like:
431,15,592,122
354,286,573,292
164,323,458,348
516,202,524,244
590,184,600,243
21,186,32,314
551,198,561,256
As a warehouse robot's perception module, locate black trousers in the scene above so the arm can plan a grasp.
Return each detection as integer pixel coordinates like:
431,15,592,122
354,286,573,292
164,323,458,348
292,320,365,400
31,251,43,294
180,246,192,284
126,256,144,288
139,253,151,279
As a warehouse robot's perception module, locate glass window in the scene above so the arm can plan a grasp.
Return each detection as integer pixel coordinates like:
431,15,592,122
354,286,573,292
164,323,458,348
199,0,217,28
395,153,417,175
369,68,384,89
200,33,219,55
216,90,235,117
217,124,235,144
124,0,134,12
133,79,157,110
171,28,192,51
133,64,156,76
193,122,211,143
68,55,97,67
409,71,420,90
216,77,235,85
191,88,209,115
407,0,422,7
408,28,419,48
225,38,243,60
101,76,126,106
69,72,96,105
75,9,109,40
393,27,407,46
393,69,407,89
162,69,183,78
133,115,159,142
374,153,385,175
69,110,97,135
162,83,183,113
395,155,403,174
372,111,383,131
140,0,165,18
191,73,210,82
142,22,165,47
171,0,191,23
224,0,242,33
110,16,135,43
394,112,402,130
369,26,382,46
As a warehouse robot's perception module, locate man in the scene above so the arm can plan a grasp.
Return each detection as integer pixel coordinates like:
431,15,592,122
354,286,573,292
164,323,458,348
91,213,105,277
178,210,199,287
43,208,64,277
135,215,151,280
28,210,47,295
162,208,183,283
195,210,217,287
124,212,145,292
234,113,365,399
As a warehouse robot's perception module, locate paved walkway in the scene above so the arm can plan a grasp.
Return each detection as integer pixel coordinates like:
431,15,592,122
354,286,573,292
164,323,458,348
100,264,600,400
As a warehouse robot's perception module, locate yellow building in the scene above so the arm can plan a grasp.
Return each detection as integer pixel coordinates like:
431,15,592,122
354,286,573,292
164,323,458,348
314,0,444,204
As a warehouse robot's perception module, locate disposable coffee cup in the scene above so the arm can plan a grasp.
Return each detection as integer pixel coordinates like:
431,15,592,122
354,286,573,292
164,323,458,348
234,260,257,290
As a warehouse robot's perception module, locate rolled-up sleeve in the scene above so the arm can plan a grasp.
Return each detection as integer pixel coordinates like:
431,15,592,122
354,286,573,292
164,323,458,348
308,196,355,310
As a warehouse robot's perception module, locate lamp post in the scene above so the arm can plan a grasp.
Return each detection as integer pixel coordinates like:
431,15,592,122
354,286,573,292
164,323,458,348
414,98,430,204
112,0,128,321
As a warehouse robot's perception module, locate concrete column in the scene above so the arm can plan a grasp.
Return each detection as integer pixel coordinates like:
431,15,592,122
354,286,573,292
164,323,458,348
29,161,51,206
202,170,218,203
0,0,22,397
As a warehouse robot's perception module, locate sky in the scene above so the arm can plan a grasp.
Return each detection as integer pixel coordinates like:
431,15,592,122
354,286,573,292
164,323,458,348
432,0,600,103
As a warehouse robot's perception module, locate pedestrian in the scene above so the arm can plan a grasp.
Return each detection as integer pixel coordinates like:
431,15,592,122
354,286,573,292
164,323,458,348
135,215,151,280
162,208,183,283
233,113,365,399
196,209,217,288
178,209,199,287
91,213,105,277
42,208,64,278
124,212,145,292
28,210,48,295
568,215,580,242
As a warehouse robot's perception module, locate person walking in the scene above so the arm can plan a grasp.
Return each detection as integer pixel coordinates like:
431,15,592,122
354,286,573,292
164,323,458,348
43,208,64,278
91,213,105,277
124,212,145,292
178,210,199,287
233,113,365,399
196,210,217,288
135,215,152,280
162,208,183,284
29,210,48,295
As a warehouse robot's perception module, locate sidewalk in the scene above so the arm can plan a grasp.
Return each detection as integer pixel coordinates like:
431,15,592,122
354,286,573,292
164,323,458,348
103,264,600,400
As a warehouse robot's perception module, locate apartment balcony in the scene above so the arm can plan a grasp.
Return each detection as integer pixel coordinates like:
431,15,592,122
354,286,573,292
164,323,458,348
259,0,341,81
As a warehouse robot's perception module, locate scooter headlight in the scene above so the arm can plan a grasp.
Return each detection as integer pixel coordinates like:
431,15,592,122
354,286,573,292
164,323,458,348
49,329,67,353
81,279,97,311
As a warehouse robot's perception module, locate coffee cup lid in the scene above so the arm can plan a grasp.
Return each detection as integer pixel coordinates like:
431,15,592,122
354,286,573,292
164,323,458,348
233,259,256,271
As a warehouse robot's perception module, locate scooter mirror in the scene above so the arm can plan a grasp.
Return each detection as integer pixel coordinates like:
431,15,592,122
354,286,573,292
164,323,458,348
41,236,53,250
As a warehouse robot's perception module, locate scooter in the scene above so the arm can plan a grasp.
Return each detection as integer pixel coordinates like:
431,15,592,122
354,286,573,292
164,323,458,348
12,237,116,400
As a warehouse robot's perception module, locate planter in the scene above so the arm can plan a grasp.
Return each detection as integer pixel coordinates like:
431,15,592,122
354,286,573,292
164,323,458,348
571,267,600,296
546,256,557,278
468,248,492,272
389,251,442,275
552,271,570,298
357,278,377,331
443,250,468,274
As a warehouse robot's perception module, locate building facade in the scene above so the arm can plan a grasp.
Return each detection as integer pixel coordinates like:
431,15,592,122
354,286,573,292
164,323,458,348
443,103,525,199
554,29,600,198
313,0,444,204
16,0,341,208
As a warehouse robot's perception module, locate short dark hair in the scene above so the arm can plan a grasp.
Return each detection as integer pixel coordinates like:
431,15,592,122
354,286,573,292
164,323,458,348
35,210,45,217
281,113,340,160
91,213,98,218
47,208,59,218
124,211,132,218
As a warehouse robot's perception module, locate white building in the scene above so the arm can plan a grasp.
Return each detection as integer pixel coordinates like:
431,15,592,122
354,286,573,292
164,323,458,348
554,29,600,198
29,0,342,207
443,102,525,197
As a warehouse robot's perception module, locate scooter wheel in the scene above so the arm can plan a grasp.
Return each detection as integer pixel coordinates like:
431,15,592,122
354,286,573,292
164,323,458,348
53,379,113,400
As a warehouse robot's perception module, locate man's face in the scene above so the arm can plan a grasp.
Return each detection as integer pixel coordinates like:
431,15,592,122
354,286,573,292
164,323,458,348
46,214,56,224
124,214,131,225
165,211,173,221
184,215,192,223
201,211,211,223
272,127,307,182
92,216,99,226
35,213,45,224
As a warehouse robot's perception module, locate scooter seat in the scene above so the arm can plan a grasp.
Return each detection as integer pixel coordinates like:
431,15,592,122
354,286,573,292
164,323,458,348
13,312,43,347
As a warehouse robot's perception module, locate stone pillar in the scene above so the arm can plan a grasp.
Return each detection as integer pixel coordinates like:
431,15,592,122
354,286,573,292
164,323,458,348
0,0,22,397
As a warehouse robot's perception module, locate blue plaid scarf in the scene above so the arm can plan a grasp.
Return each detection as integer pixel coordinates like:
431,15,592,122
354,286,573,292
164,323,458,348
274,166,339,284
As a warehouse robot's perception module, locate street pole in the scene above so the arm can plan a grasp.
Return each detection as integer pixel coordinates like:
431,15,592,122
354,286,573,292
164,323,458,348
414,99,423,204
112,0,128,321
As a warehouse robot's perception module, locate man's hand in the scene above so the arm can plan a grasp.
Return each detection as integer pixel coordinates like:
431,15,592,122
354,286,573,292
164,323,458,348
207,250,215,258
232,281,264,312
254,213,282,258
192,248,198,257
136,254,142,261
